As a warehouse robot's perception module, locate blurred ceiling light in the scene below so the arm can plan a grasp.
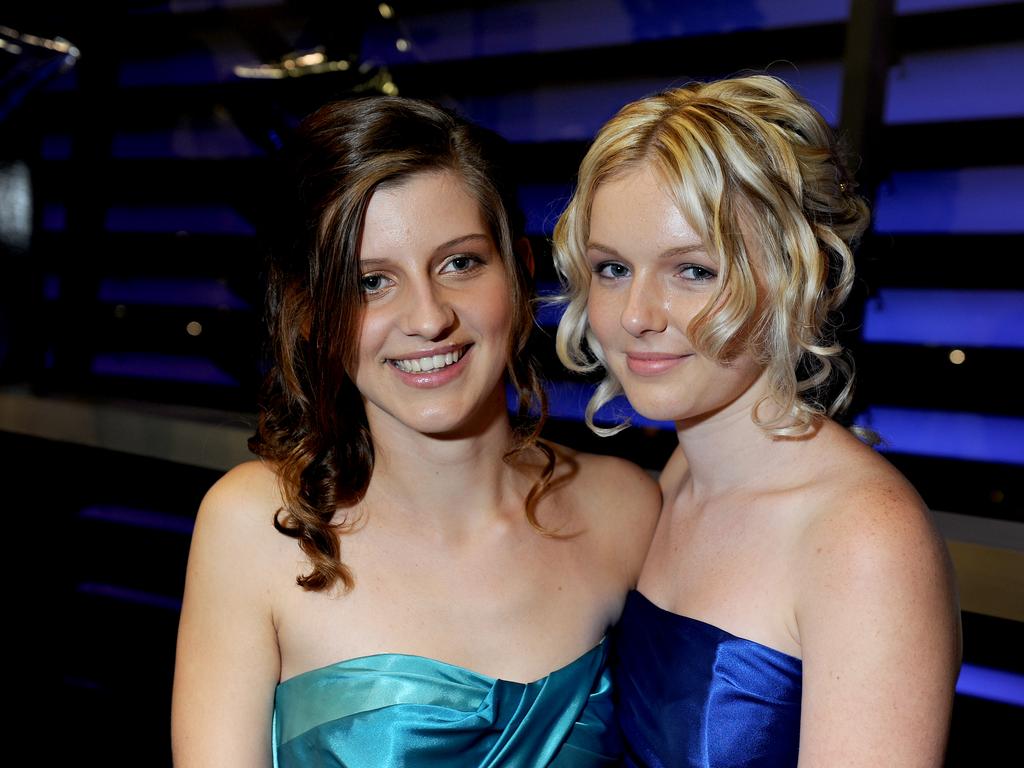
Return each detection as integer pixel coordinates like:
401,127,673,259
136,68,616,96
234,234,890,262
0,25,79,65
378,3,395,19
186,321,203,337
395,38,410,52
949,349,966,364
234,48,351,79
381,80,398,95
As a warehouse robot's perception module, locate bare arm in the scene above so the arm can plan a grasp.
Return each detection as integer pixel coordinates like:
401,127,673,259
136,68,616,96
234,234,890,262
795,484,961,767
171,462,283,767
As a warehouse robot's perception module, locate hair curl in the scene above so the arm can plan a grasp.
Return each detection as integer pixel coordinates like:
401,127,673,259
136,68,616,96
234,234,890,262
250,97,551,592
553,75,870,436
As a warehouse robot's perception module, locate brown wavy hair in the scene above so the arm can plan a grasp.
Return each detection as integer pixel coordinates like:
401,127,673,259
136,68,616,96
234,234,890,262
249,97,551,592
554,75,870,436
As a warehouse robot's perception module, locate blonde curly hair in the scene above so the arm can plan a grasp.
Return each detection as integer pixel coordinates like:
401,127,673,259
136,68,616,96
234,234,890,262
553,75,870,437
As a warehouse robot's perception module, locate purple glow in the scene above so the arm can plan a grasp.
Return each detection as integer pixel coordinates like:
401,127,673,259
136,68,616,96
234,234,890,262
874,167,1024,234
104,205,255,235
956,663,1024,707
79,505,195,535
76,582,182,612
42,203,66,232
862,289,1024,349
856,407,1024,465
98,277,249,309
91,353,239,386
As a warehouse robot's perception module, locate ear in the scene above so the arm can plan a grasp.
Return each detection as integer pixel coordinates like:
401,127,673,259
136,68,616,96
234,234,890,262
514,236,535,278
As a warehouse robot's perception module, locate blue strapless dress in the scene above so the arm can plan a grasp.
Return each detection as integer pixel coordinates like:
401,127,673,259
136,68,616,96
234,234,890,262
273,638,619,767
613,591,802,768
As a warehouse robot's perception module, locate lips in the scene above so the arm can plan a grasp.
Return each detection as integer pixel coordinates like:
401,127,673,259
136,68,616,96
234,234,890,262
388,345,467,373
625,351,689,376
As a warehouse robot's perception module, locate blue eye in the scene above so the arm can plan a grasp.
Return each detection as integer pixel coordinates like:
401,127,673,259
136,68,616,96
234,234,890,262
360,273,392,295
680,265,716,281
595,262,630,279
441,254,481,274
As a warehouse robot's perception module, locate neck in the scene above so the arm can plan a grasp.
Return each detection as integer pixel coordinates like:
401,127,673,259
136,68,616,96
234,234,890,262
673,372,812,502
363,389,527,537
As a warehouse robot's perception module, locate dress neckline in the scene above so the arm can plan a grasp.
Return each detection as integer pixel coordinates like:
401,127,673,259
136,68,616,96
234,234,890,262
279,635,608,688
628,590,802,664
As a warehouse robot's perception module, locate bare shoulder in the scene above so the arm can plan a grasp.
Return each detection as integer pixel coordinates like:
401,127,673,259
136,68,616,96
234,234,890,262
553,443,660,519
796,427,948,575
190,459,294,588
791,426,960,765
547,443,661,584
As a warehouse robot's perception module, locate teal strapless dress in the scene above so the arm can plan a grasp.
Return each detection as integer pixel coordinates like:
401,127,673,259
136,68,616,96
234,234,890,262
272,638,619,767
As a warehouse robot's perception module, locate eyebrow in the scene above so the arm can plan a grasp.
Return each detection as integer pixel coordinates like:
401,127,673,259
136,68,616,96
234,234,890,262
359,233,492,267
586,241,707,259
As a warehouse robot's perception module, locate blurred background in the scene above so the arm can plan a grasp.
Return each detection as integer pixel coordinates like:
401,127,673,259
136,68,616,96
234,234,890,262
0,0,1020,764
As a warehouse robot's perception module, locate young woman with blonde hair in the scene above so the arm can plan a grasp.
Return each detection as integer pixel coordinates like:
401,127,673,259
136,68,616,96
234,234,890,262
554,75,960,767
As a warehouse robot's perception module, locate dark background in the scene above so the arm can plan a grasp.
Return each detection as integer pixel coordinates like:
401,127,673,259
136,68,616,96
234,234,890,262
0,1,1020,764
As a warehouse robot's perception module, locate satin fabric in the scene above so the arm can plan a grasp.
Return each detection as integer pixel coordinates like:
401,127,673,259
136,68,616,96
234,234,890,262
613,591,802,768
273,638,619,767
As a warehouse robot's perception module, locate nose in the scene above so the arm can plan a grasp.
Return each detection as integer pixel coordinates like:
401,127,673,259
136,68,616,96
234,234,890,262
400,281,455,340
620,277,666,338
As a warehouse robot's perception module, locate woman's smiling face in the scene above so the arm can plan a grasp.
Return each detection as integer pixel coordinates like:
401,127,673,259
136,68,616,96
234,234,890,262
353,170,513,437
585,163,765,424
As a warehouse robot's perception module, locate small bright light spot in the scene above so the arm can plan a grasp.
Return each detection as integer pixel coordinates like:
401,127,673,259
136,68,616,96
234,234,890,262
379,3,394,19
186,321,203,337
295,52,325,67
114,304,127,319
949,349,966,365
381,80,398,95
395,38,410,52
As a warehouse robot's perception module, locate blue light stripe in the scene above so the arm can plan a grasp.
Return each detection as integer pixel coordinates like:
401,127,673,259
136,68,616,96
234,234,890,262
76,582,182,612
956,663,1024,707
98,277,250,309
862,289,1024,349
539,382,1022,465
519,184,574,235
874,167,1024,234
112,127,263,158
79,505,195,535
105,205,255,235
91,353,240,386
543,380,675,430
42,203,66,232
856,407,1024,465
886,43,1024,123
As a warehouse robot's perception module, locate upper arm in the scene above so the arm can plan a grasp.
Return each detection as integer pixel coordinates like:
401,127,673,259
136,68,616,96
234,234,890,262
795,487,961,767
172,462,284,768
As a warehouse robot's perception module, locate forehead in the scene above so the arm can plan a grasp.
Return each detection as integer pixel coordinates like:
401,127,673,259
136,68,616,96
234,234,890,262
361,170,491,258
589,164,703,250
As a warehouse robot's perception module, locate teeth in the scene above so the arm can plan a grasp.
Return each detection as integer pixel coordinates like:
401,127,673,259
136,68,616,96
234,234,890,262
392,347,463,373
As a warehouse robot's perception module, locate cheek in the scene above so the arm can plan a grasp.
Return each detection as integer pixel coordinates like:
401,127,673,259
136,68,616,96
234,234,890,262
357,308,389,360
586,286,619,341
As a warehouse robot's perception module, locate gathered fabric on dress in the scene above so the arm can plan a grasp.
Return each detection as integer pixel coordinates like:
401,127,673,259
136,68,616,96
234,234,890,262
273,637,619,767
613,590,802,768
